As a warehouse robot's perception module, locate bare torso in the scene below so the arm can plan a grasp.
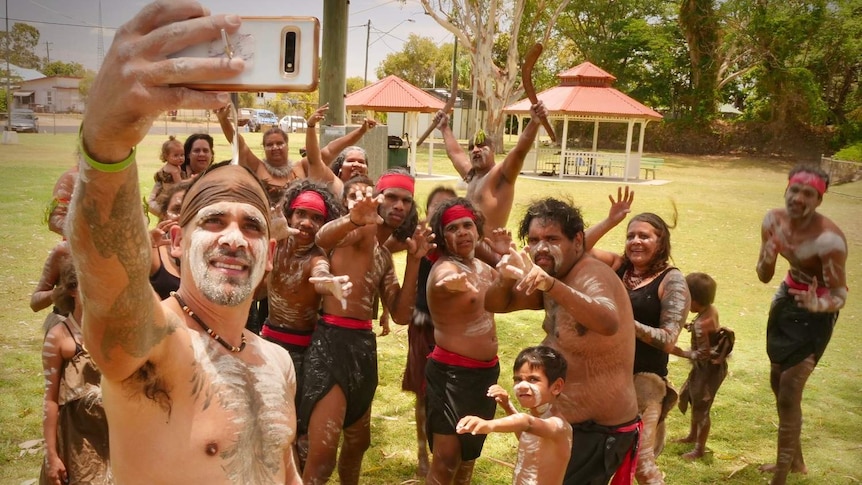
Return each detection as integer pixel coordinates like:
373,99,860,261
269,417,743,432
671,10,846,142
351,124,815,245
105,306,297,484
321,229,398,320
466,168,514,232
268,239,328,331
513,410,572,485
427,256,499,361
762,209,846,286
542,258,639,425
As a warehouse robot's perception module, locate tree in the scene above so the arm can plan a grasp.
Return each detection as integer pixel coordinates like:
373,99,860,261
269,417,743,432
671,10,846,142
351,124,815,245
679,0,723,121
78,70,96,104
420,0,571,151
41,61,86,78
346,76,365,93
0,23,41,69
377,36,470,89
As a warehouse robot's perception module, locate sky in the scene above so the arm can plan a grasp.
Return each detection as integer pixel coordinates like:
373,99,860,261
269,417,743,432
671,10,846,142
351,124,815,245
3,0,452,81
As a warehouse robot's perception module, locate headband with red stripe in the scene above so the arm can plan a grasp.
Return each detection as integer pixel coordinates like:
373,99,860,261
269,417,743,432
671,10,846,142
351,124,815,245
441,205,476,227
376,173,415,195
290,190,327,218
788,172,826,195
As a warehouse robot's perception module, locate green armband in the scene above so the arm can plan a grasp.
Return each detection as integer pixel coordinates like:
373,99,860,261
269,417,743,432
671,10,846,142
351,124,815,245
79,125,136,173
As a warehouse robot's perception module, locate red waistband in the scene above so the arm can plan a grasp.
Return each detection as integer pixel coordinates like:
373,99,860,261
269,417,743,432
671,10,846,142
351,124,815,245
784,273,829,297
322,314,373,331
261,324,313,347
429,346,499,369
609,419,643,485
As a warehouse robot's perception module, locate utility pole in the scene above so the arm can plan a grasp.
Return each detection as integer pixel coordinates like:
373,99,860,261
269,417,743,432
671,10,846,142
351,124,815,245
363,20,370,87
5,0,11,132
319,0,347,126
44,41,52,64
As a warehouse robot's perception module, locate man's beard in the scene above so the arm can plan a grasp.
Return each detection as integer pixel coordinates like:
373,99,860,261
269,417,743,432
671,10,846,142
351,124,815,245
187,241,267,307
262,158,293,179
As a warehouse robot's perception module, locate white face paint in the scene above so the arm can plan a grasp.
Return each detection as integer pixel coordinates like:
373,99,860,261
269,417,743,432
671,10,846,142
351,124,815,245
186,202,269,307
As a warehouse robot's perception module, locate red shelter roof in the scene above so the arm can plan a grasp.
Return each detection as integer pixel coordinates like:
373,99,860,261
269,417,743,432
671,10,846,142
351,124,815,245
505,62,662,120
346,75,445,113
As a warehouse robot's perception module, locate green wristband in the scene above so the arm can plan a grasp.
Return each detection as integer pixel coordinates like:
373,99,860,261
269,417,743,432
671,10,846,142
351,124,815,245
79,126,136,173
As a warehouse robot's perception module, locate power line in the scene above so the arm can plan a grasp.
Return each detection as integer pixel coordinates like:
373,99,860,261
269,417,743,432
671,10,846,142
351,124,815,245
1,17,117,30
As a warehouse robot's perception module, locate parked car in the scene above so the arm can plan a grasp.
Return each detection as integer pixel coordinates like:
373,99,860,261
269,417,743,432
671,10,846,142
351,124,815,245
237,108,254,127
279,115,306,133
247,109,279,133
7,109,39,133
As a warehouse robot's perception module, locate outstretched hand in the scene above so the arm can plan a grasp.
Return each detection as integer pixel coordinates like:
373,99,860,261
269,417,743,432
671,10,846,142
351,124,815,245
436,272,478,293
788,278,824,312
456,415,492,435
406,223,436,260
607,186,634,225
309,275,353,310
484,228,514,256
307,103,329,127
487,384,511,409
347,185,384,226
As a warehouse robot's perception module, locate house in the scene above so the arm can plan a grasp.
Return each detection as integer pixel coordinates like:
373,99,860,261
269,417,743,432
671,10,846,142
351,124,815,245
17,76,84,113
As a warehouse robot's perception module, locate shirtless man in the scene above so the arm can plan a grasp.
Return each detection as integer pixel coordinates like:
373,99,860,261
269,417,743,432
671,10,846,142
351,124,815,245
263,180,348,391
301,169,431,484
67,2,301,482
217,104,377,198
491,198,640,485
434,101,548,231
424,197,514,485
755,164,848,485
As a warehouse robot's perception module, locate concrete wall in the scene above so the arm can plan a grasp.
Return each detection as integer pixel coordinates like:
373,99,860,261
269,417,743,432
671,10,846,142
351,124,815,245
320,124,388,180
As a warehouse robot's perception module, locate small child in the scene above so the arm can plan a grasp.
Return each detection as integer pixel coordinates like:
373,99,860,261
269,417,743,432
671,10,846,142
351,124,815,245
148,136,187,216
457,346,572,485
672,272,734,460
154,135,186,185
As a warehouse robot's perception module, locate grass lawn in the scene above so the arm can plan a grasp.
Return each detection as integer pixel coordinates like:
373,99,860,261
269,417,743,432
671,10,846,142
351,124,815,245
0,131,859,484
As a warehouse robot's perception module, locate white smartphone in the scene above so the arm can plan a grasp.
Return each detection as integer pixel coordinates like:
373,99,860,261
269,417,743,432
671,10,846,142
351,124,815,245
170,16,319,93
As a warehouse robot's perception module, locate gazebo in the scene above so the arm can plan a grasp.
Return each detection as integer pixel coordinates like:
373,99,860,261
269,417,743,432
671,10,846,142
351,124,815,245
504,62,663,180
345,75,445,175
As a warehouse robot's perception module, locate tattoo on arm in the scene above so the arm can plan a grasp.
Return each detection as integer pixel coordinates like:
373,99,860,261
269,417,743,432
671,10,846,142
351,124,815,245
635,271,689,352
77,173,174,361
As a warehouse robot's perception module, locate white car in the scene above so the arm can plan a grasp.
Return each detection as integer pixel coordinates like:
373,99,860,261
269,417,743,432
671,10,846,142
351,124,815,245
279,115,306,133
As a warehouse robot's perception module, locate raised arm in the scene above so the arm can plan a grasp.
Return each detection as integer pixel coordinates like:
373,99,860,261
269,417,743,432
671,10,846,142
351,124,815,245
635,269,690,353
315,187,381,251
319,117,377,165
215,105,261,171
379,225,433,325
70,4,243,381
304,104,338,187
585,186,634,250
435,111,471,179
498,102,547,183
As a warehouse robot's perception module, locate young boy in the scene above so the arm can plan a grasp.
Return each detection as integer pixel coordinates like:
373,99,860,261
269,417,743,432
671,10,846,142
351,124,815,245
456,346,573,485
672,272,733,460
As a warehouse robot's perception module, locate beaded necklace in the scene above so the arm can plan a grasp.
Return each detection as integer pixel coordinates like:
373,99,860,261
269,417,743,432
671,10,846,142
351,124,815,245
622,263,668,290
171,292,246,353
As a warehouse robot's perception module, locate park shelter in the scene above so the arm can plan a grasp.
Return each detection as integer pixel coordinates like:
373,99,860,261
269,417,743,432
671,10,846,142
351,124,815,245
504,62,663,180
345,75,445,175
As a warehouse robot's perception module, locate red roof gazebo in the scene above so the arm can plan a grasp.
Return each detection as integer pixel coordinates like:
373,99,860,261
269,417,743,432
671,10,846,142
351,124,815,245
346,75,445,175
505,62,663,180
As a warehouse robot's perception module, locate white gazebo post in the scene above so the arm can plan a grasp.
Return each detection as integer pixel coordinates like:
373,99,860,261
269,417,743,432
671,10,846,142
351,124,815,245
624,120,634,182
558,117,570,179
408,111,418,176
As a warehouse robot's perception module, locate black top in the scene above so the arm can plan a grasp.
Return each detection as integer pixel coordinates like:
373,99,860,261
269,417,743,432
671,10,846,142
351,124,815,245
149,250,181,300
618,267,674,377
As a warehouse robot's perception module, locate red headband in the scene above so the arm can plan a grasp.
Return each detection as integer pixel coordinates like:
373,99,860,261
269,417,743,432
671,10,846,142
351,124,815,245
788,172,826,195
290,190,327,218
441,205,476,227
376,173,415,195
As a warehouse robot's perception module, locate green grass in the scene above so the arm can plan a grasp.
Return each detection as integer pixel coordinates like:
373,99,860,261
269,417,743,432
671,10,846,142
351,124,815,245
1,133,860,484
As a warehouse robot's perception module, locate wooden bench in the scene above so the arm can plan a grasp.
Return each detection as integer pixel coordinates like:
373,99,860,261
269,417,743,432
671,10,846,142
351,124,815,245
641,158,664,179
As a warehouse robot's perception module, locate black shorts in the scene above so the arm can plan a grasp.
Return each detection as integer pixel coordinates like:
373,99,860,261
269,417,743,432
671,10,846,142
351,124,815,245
425,356,499,461
767,283,837,371
564,417,641,485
